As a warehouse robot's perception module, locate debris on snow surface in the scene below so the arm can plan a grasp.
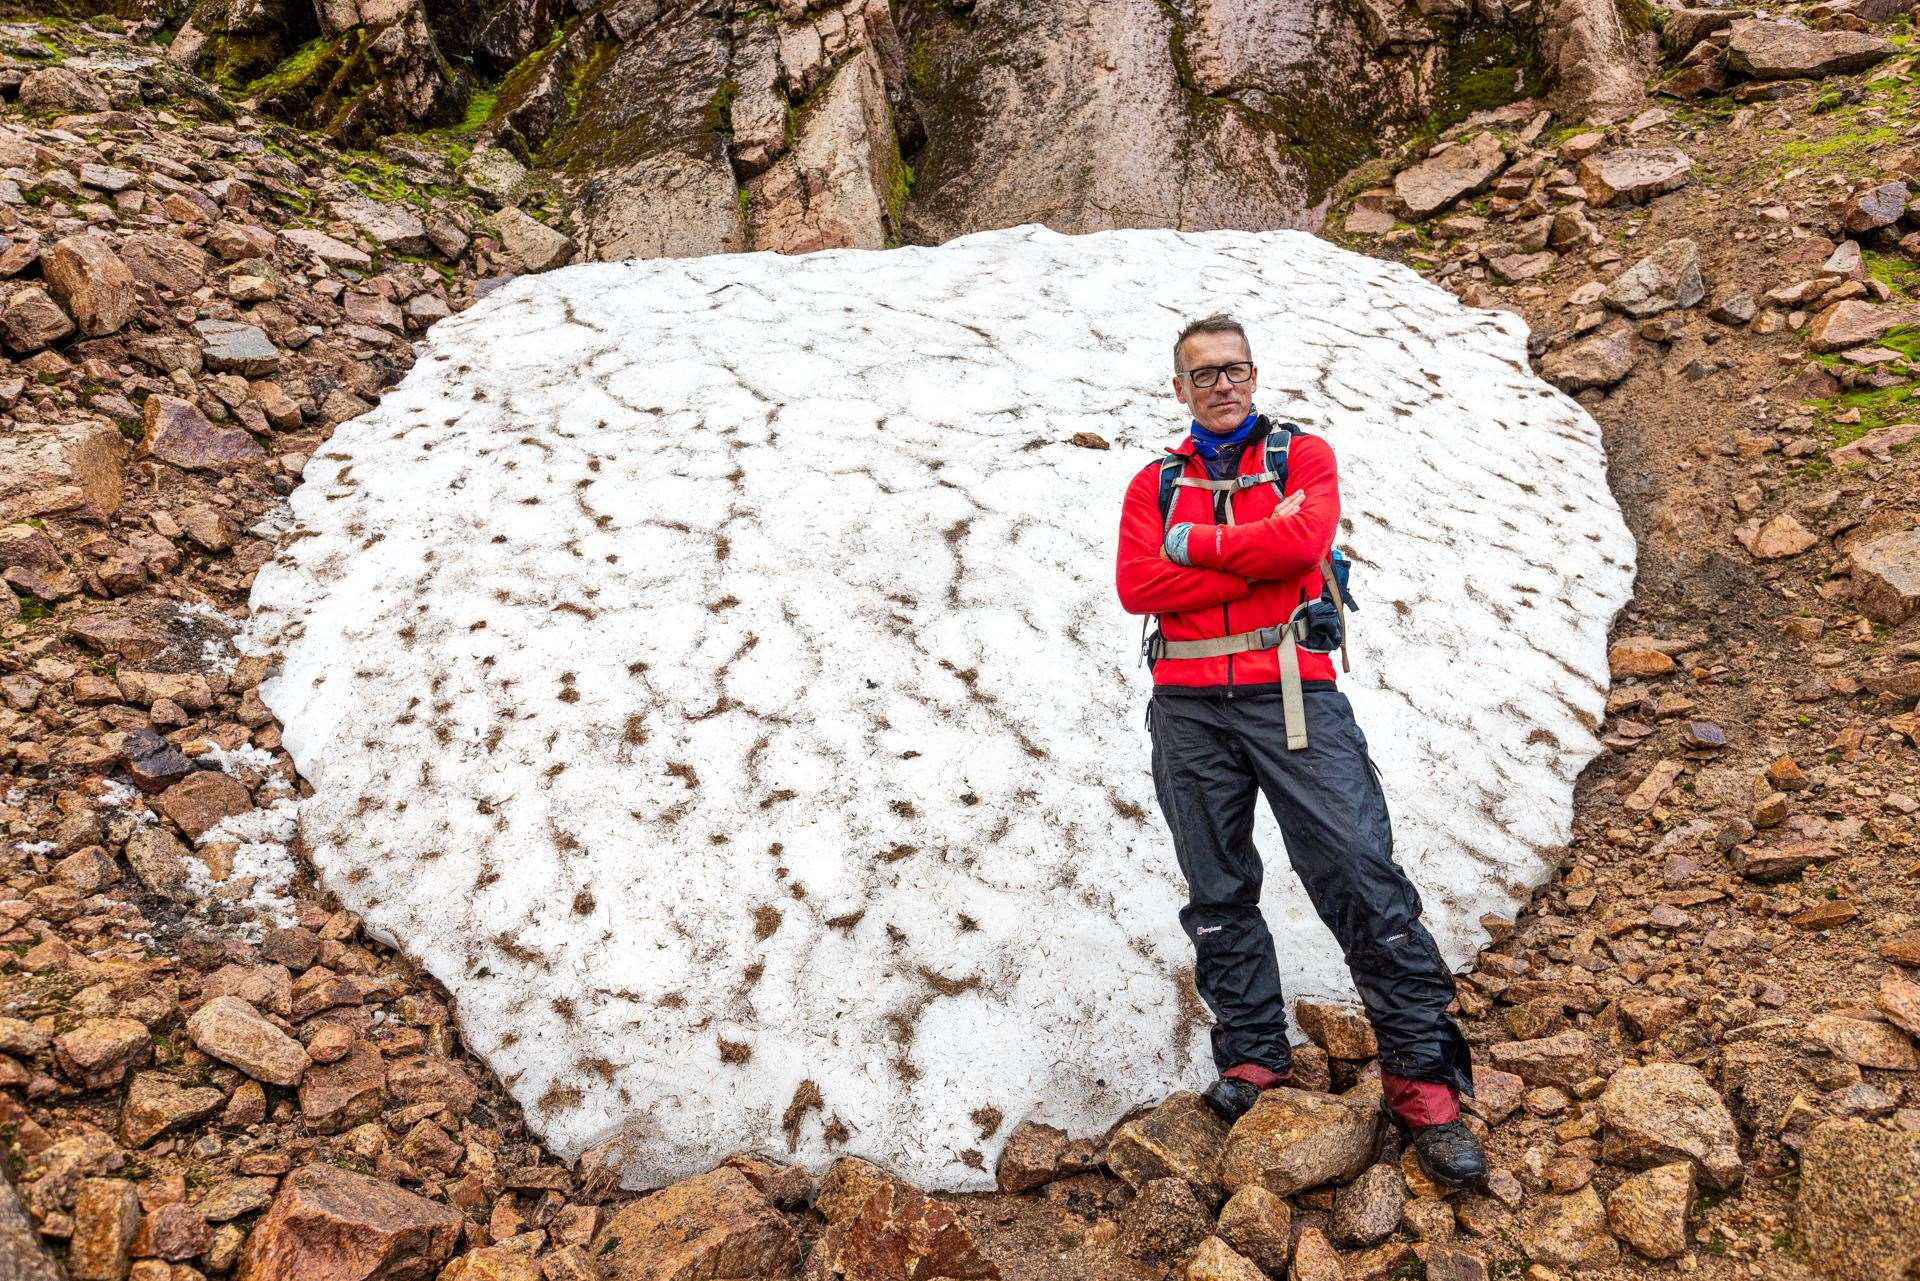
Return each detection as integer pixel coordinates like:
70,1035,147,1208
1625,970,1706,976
242,225,1635,1189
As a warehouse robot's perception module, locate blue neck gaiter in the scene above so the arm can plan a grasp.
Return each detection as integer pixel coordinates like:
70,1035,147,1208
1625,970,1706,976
1189,407,1259,459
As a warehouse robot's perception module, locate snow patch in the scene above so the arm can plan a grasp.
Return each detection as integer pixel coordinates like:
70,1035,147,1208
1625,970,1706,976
184,796,303,933
242,226,1635,1190
98,778,155,824
194,742,276,780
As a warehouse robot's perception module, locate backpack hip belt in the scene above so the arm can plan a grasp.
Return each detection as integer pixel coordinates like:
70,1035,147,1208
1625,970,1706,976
1145,619,1311,751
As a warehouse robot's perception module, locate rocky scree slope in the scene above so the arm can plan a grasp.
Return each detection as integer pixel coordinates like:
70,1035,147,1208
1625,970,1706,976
0,8,1914,1281
146,0,1613,261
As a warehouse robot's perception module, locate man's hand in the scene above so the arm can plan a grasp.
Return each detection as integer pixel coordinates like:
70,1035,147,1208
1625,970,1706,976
1163,523,1194,566
1272,490,1305,519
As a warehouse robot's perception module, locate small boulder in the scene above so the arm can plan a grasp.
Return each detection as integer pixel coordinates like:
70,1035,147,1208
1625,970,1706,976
1798,1119,1920,1281
18,66,109,113
1807,300,1920,353
236,1164,462,1281
1487,1030,1597,1088
1115,1177,1211,1266
1183,1236,1265,1281
460,147,531,207
591,1166,799,1280
1518,1184,1620,1270
1601,238,1705,318
1597,1062,1743,1189
154,770,252,837
1289,1227,1343,1281
1217,1087,1380,1197
1330,1162,1407,1247
1606,1162,1694,1260
1851,529,1920,624
0,284,74,353
0,419,124,522
1727,18,1895,79
814,1155,899,1226
68,1178,140,1281
1739,513,1819,560
1608,637,1676,677
193,319,281,376
281,227,373,270
1844,180,1911,234
119,233,210,293
142,396,265,473
53,1018,150,1090
121,1072,225,1147
1295,999,1377,1059
1578,148,1693,206
1392,132,1507,220
332,195,429,254
1104,1091,1228,1199
488,207,573,274
1805,1014,1920,1070
186,996,310,1087
1880,975,1920,1038
1540,326,1637,392
1214,1183,1291,1274
439,1246,542,1281
995,1120,1071,1193
42,236,136,337
298,1038,388,1134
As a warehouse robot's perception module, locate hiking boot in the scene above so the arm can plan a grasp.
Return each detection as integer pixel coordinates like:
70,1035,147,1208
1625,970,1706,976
1201,1076,1262,1122
1407,1120,1488,1189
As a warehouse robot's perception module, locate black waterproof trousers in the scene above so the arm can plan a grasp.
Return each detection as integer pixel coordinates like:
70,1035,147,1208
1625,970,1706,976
1148,685,1474,1094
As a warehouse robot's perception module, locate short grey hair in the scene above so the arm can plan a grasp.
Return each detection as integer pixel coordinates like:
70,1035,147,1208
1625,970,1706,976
1174,313,1251,370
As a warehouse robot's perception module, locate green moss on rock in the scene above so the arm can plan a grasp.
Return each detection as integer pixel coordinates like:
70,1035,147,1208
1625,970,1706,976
1430,24,1543,128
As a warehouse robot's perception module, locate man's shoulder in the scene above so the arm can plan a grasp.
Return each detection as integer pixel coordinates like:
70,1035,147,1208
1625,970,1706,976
1271,424,1336,465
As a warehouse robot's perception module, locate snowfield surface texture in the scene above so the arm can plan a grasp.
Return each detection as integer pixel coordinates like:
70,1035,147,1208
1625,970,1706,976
244,225,1635,1191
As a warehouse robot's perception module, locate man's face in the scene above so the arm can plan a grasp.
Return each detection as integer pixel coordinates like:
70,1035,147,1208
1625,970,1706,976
1173,332,1257,433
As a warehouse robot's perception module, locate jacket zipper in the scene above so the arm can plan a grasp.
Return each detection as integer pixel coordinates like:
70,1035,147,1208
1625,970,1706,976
1215,484,1234,698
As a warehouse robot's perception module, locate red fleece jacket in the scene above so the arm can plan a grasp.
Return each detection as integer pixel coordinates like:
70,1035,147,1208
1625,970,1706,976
1114,426,1340,693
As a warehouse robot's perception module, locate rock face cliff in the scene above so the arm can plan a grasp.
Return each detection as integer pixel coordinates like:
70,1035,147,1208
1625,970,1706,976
150,0,1556,258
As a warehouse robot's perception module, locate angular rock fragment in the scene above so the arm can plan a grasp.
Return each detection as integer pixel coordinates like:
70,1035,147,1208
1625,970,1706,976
1488,1031,1596,1088
1578,148,1693,206
1115,1177,1211,1266
1541,326,1637,392
1727,19,1895,79
143,395,265,473
122,1072,225,1147
1598,1062,1742,1188
1392,132,1506,220
186,996,310,1087
1214,1183,1291,1274
1852,529,1920,625
589,1166,799,1280
42,235,136,337
1798,1120,1920,1281
1217,1087,1380,1197
1519,1184,1619,1270
236,1163,463,1281
1105,1091,1228,1198
1606,1162,1693,1260
1602,238,1705,318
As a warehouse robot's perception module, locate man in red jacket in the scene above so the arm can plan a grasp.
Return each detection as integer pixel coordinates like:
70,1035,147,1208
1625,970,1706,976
1114,313,1487,1189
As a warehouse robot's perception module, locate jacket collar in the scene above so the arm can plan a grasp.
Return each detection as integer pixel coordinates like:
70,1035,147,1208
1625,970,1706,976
1169,414,1275,461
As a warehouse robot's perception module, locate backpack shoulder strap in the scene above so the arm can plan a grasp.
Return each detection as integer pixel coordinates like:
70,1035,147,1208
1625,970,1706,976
1155,453,1186,531
1262,418,1301,499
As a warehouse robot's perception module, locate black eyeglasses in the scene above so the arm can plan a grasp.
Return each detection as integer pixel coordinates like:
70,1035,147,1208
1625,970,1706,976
1178,362,1254,388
